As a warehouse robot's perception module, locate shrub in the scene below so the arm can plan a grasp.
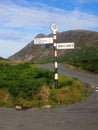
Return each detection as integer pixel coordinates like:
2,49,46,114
0,88,14,107
0,62,92,108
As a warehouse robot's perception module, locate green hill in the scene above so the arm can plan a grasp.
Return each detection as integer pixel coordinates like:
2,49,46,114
8,30,98,73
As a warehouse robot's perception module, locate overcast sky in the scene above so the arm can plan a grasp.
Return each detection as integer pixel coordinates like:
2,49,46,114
0,0,98,58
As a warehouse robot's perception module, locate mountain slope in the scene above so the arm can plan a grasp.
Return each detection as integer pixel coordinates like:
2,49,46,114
8,30,98,62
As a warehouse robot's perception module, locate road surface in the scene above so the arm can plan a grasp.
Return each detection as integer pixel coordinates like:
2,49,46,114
38,63,98,87
0,63,98,130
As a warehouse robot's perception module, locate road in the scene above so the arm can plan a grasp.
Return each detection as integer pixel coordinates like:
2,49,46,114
0,63,98,130
38,63,98,87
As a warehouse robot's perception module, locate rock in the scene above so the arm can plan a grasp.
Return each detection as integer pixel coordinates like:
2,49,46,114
15,105,22,110
43,105,51,109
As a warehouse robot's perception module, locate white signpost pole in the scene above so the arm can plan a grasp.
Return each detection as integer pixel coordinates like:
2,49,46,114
34,24,74,89
51,24,58,89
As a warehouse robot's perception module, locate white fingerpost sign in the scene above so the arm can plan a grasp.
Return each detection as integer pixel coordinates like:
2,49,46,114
34,24,75,89
34,37,53,44
57,42,74,49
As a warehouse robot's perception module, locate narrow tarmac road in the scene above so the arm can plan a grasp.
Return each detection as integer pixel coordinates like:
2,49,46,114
38,63,98,87
0,63,98,130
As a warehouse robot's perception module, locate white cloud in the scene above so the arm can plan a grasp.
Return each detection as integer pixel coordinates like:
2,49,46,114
0,1,98,29
0,0,98,58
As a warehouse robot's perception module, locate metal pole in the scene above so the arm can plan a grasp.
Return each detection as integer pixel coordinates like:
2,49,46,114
53,34,58,89
51,24,58,89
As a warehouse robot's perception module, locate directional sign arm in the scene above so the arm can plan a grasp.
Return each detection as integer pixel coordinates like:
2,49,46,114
34,37,53,44
57,42,74,49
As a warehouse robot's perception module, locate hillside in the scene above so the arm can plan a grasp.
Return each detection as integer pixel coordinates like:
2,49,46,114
9,30,98,61
8,30,98,73
0,57,7,60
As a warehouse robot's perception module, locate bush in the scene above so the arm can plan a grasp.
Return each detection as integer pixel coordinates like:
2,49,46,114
0,63,54,107
0,88,14,107
0,62,92,108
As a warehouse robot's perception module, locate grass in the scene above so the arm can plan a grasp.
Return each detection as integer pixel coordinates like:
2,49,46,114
49,75,92,107
58,45,98,74
0,60,93,109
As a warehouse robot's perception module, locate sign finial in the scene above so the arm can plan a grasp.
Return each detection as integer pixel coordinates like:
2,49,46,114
51,23,58,34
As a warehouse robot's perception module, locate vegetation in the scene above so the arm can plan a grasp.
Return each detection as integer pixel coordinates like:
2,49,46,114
58,45,98,74
0,61,92,109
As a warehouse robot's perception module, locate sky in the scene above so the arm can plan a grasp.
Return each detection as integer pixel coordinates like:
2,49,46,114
0,0,98,58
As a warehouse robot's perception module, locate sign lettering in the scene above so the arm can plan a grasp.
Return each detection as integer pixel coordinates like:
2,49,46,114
57,42,74,49
34,37,53,44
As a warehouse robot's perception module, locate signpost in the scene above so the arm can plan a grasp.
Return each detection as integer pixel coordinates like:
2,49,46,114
34,24,74,89
51,24,58,89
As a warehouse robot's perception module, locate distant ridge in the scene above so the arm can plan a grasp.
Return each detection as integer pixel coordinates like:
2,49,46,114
8,30,98,62
0,57,7,60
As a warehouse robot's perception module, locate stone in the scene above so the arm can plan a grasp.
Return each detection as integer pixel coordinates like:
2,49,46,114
15,105,22,110
43,105,51,109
